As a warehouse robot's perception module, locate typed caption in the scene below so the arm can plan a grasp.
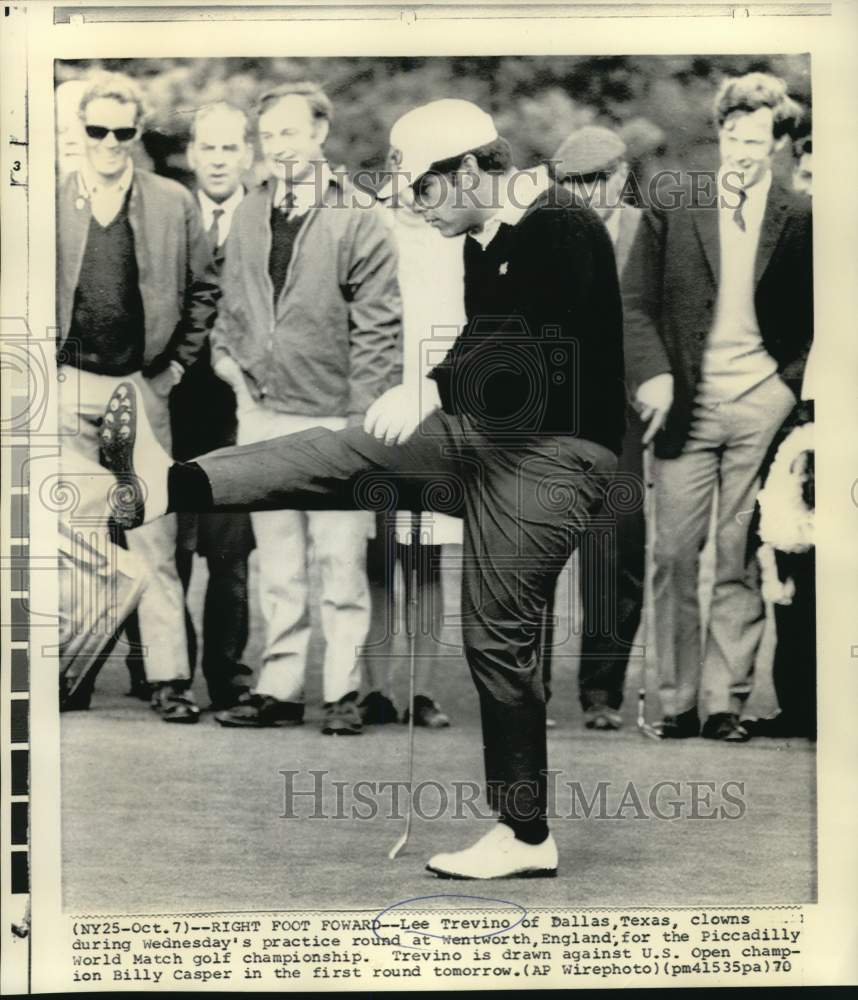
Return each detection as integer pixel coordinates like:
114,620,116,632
65,905,806,989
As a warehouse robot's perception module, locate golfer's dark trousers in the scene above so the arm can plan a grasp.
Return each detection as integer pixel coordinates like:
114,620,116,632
178,410,617,839
541,412,646,712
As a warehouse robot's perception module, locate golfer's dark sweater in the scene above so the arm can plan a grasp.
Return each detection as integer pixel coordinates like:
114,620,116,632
429,184,626,454
68,193,145,376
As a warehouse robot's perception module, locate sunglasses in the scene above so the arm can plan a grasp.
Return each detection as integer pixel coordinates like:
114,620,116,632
84,124,138,143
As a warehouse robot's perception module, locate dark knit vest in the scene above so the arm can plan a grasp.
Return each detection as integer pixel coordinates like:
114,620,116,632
68,191,145,376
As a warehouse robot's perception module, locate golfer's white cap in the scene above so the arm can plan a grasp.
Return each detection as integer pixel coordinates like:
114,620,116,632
377,99,498,200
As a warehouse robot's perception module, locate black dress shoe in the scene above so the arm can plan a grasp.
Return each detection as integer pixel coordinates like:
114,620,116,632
403,695,451,729
322,691,363,735
358,690,399,725
150,683,200,724
660,707,701,739
215,692,304,728
207,676,253,711
127,678,154,701
584,704,623,731
701,712,750,742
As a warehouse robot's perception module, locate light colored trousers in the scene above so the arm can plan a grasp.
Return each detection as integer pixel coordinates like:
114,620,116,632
58,369,190,683
236,397,373,704
652,374,796,718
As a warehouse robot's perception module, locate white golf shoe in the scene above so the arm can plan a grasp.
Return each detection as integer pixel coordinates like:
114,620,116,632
426,824,558,880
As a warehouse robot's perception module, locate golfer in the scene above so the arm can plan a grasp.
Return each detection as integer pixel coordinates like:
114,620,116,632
98,99,626,880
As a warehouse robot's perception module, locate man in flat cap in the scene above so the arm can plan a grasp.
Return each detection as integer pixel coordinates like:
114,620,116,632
539,125,645,731
99,98,626,880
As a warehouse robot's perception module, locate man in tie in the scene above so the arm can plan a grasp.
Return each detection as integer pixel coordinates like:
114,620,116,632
543,126,645,731
169,102,257,710
209,82,402,733
56,71,219,722
622,72,813,740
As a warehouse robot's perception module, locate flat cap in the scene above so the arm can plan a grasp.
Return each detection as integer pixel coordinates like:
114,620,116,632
552,125,627,177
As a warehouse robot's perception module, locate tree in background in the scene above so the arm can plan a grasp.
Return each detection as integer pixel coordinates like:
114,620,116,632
56,55,811,187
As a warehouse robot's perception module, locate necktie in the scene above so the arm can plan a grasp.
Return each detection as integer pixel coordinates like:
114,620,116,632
207,208,224,252
276,191,296,216
732,188,747,233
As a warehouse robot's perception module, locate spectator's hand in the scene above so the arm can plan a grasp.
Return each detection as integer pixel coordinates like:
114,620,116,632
363,381,440,447
636,373,674,445
149,361,184,398
762,574,796,606
758,543,796,605
213,353,244,391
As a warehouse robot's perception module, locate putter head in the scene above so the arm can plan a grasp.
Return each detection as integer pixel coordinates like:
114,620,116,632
638,720,664,741
388,834,407,861
636,688,663,740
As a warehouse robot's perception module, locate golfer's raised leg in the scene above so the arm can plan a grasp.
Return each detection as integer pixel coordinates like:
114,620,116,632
98,379,458,518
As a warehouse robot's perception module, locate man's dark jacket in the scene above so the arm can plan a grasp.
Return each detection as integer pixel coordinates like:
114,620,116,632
171,186,244,460
430,183,626,455
621,176,813,459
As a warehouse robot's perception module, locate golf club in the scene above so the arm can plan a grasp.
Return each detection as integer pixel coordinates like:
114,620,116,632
638,444,663,741
388,510,421,860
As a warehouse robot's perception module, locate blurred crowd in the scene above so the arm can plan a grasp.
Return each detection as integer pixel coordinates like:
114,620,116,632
56,61,815,744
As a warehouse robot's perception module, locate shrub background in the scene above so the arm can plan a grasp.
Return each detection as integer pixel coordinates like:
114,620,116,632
58,54,811,187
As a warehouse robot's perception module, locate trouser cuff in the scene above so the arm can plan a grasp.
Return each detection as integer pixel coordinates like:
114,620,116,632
168,462,214,513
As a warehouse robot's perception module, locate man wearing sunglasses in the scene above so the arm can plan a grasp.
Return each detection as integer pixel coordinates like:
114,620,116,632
56,71,219,723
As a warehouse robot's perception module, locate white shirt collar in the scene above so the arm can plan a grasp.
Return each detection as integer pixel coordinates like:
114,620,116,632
197,184,244,229
273,161,335,218
469,164,551,250
77,157,134,200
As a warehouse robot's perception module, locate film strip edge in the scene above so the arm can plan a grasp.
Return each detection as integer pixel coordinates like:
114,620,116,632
1,3,32,995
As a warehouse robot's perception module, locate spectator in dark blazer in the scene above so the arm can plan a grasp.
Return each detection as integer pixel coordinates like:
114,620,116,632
622,72,813,741
170,102,257,710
